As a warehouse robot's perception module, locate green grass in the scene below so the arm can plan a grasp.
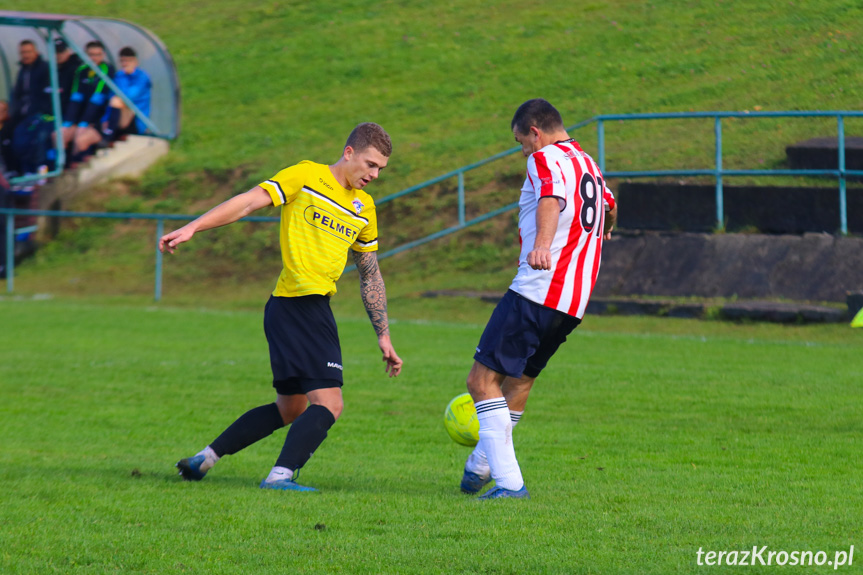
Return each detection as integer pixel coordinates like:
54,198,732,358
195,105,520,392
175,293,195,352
1,297,861,573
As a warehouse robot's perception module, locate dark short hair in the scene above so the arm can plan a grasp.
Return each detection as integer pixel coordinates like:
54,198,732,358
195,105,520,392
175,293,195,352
85,41,105,51
345,122,392,157
19,40,36,48
511,98,564,136
119,46,137,58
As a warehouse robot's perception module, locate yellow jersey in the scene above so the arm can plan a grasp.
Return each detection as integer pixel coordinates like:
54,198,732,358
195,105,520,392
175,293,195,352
259,161,378,297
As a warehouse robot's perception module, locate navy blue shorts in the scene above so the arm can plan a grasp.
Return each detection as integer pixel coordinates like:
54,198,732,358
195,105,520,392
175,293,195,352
474,290,581,379
264,295,344,395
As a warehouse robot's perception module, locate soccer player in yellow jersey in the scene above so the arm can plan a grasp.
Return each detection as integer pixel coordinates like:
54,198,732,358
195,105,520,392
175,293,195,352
159,123,402,491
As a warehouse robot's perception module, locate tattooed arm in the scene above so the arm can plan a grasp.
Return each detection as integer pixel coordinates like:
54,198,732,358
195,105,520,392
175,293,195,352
352,250,403,377
353,249,389,336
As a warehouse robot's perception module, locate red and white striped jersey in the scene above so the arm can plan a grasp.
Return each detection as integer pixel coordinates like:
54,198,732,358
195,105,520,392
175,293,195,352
509,139,616,319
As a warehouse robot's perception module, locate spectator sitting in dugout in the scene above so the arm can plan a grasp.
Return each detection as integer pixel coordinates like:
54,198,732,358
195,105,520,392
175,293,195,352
0,169,9,279
0,100,15,176
61,41,114,165
10,40,51,128
54,39,82,121
101,47,152,143
9,40,52,176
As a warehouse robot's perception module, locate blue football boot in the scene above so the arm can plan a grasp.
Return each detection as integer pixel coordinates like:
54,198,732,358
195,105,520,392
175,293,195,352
259,478,317,492
176,454,208,481
460,469,492,494
476,485,530,500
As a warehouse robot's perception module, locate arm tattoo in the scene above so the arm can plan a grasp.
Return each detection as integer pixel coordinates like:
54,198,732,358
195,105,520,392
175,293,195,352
352,250,389,337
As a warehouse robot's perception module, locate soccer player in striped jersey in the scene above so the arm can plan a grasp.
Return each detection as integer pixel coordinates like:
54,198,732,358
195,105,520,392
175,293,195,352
461,99,617,499
159,122,403,492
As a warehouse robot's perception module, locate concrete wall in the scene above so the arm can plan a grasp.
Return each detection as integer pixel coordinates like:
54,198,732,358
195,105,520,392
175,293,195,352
616,183,863,234
595,231,863,303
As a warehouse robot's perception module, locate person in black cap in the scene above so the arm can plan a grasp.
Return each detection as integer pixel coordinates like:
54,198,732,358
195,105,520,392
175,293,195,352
54,39,82,120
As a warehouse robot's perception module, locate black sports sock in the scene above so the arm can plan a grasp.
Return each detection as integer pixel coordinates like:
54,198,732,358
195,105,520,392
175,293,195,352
106,107,122,137
209,403,285,457
275,404,336,471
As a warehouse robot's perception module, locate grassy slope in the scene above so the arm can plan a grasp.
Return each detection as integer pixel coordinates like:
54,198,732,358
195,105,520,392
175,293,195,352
4,0,863,299
5,0,858,182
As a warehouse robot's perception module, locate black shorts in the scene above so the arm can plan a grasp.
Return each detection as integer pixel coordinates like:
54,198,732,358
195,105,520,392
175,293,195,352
474,290,581,379
264,295,344,395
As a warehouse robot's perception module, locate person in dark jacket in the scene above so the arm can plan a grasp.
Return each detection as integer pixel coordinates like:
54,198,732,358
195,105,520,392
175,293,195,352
54,39,82,120
0,100,15,175
61,41,114,164
10,41,52,175
10,40,52,125
0,170,9,279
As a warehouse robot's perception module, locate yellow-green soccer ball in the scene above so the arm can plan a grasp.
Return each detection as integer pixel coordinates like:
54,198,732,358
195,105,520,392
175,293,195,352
444,393,479,447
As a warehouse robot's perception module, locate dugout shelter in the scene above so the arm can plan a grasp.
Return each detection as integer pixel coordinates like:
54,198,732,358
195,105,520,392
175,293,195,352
0,10,180,182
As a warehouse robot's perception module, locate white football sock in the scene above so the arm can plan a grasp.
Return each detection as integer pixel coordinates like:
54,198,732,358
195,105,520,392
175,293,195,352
264,466,293,483
465,448,490,478
509,410,524,426
196,445,220,473
465,409,523,478
475,398,524,491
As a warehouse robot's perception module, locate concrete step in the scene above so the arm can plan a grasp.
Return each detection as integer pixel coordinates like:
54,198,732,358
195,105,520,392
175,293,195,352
35,135,170,222
75,135,170,188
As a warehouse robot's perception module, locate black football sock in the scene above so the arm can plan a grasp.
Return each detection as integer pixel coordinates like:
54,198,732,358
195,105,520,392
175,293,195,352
105,107,122,137
209,403,285,457
275,404,336,471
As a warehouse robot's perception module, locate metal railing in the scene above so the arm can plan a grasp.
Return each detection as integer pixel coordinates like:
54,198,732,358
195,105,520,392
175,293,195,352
1,209,278,300
355,110,863,267
351,116,597,270
3,110,861,299
594,110,863,235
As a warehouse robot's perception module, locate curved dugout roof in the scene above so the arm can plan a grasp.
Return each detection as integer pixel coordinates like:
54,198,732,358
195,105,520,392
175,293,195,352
0,10,180,139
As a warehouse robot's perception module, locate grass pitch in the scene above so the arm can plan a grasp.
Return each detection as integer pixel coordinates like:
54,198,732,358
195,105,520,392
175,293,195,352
1,297,860,574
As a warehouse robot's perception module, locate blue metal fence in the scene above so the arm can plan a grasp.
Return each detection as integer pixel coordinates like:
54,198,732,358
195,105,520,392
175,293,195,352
3,110,860,300
1,209,278,300
361,110,863,268
594,110,863,234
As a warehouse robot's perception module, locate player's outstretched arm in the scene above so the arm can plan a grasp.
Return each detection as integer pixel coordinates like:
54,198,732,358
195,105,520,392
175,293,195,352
352,250,403,377
159,186,273,254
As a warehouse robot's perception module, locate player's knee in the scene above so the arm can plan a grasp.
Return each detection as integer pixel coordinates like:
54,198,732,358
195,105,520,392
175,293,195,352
322,401,342,421
306,400,342,421
276,402,305,425
466,365,491,396
466,372,480,395
306,387,343,420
